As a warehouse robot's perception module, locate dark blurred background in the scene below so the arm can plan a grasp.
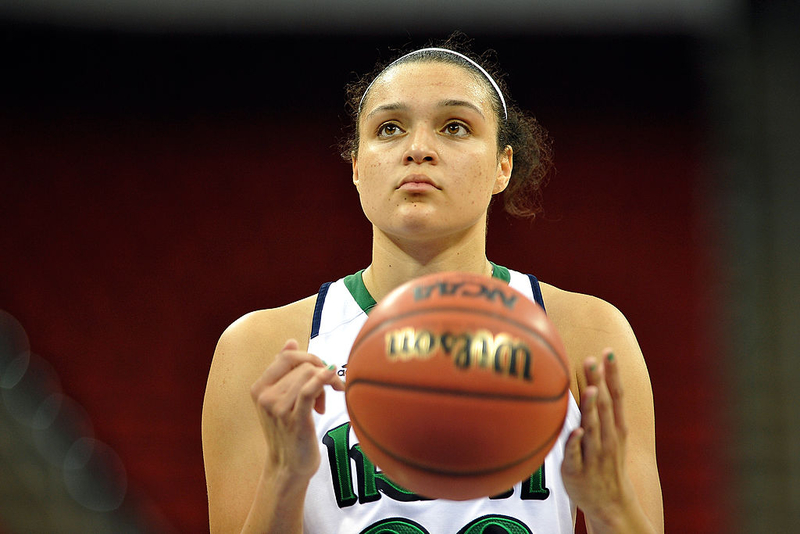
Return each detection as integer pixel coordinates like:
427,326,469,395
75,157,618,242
1,0,798,532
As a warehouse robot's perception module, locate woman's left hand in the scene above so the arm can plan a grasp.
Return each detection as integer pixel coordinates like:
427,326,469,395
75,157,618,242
561,349,646,531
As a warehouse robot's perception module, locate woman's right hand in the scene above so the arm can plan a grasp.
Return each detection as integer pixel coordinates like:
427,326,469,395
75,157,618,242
249,339,346,481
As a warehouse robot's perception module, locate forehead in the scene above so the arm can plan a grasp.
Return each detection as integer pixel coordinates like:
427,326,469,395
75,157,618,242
362,61,495,116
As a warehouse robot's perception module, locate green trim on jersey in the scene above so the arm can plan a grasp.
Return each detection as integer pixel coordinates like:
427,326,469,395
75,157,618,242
490,262,510,283
345,263,509,315
343,270,378,314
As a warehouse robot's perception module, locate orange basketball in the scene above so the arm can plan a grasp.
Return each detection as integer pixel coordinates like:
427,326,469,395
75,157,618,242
345,271,570,501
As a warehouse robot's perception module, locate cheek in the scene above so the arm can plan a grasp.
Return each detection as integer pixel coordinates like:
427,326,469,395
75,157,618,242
355,161,390,212
357,161,384,192
456,159,499,204
356,148,386,178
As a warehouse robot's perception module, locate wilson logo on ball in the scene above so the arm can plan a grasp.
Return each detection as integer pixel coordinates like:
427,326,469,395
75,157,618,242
385,327,533,381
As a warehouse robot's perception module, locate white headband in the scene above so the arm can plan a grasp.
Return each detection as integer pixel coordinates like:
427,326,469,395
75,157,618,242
358,47,508,121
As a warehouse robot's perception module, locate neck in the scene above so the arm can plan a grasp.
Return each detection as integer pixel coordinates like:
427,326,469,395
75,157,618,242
362,223,493,303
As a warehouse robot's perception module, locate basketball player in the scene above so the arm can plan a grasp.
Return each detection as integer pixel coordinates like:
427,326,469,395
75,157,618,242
202,36,664,533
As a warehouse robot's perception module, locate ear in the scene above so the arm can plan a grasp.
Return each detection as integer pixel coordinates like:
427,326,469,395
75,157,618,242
492,145,513,194
351,152,360,188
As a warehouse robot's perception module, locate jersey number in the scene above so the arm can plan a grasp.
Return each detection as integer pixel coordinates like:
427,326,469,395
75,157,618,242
360,514,531,534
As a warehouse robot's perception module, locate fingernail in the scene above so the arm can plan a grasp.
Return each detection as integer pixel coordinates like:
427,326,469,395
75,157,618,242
607,352,615,362
326,363,337,371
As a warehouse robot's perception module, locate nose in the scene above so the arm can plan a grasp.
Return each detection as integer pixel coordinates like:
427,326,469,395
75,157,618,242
403,128,438,165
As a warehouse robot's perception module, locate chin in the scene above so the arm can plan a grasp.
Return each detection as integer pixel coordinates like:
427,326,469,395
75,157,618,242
385,217,486,246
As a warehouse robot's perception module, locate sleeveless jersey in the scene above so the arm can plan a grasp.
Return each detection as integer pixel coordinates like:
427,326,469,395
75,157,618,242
304,265,581,534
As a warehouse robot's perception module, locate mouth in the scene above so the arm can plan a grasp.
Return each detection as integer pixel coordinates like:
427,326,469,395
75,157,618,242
397,175,440,191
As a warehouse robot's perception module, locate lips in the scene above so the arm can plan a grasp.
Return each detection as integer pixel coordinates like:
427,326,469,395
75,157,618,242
397,175,440,191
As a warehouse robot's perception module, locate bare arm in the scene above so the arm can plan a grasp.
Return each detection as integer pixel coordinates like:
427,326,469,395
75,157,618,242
202,302,344,533
545,287,664,534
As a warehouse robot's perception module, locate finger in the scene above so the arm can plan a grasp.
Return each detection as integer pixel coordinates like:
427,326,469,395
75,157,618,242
296,366,339,417
579,385,601,463
312,360,346,392
314,387,327,415
562,427,585,477
586,357,617,450
313,366,343,414
255,370,299,420
264,362,326,418
603,350,628,441
583,356,600,386
329,373,346,391
312,366,348,411
253,362,344,420
255,342,326,388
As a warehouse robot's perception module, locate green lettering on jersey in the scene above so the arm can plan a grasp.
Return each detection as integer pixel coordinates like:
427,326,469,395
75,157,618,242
324,422,550,508
322,422,358,508
351,444,431,504
520,465,550,500
456,514,533,534
359,517,430,534
489,464,549,501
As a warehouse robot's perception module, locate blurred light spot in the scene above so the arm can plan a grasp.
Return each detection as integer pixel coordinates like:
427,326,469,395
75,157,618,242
33,393,94,467
64,437,128,512
31,391,63,429
1,352,61,426
0,352,30,390
0,310,31,389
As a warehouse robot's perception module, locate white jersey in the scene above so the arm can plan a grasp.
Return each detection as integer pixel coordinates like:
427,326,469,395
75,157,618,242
304,266,580,534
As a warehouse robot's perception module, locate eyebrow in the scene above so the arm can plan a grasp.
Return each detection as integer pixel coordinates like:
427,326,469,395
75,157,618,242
439,99,485,119
364,100,486,121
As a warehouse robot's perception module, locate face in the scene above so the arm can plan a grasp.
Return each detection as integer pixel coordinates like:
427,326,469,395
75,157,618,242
352,61,512,243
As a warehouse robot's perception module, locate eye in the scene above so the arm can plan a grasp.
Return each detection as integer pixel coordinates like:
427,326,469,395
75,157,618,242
442,121,470,137
377,122,403,138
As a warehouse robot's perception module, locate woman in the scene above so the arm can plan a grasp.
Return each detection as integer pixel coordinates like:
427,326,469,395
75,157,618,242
202,38,663,533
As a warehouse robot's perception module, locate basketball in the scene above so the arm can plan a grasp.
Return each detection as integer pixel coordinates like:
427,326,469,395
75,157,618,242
345,271,571,501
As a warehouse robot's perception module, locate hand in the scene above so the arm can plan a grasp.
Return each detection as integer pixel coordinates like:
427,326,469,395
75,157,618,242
562,349,637,526
250,339,346,481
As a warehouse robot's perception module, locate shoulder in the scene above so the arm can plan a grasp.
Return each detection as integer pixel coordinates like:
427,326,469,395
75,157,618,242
206,295,318,399
202,295,318,446
539,282,645,396
218,296,318,357
540,282,634,340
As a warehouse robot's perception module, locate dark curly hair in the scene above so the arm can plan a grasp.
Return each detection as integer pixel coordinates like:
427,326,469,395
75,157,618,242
340,34,553,219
